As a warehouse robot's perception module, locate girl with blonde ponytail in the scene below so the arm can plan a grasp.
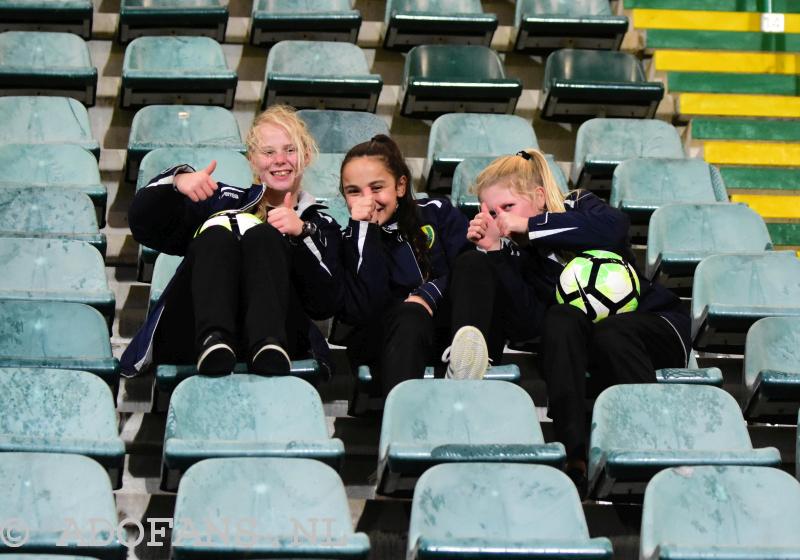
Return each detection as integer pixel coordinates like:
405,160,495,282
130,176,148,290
445,148,690,496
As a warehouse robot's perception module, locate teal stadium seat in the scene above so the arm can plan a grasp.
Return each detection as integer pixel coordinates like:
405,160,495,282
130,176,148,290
148,252,182,312
298,109,389,153
0,188,105,256
0,300,119,388
0,0,92,39
641,466,800,560
162,374,344,490
408,463,613,560
0,367,125,488
646,203,772,291
0,96,99,157
571,118,684,195
126,104,245,182
136,147,253,281
377,379,566,495
401,44,522,119
0,31,97,106
383,0,497,49
250,0,361,47
350,363,521,415
171,457,370,559
261,40,382,111
299,110,389,203
0,237,115,325
742,317,800,422
588,384,781,499
119,0,228,43
0,143,106,226
0,453,125,558
691,251,800,352
121,36,237,109
514,0,628,54
452,154,569,217
426,113,538,192
541,49,664,122
610,158,729,242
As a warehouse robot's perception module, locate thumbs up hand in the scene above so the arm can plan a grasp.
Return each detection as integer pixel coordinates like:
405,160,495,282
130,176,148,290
174,160,219,202
467,202,502,251
349,186,378,223
267,191,304,236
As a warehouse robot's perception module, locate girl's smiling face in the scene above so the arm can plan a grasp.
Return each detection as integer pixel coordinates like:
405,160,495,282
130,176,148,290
341,156,407,225
249,123,301,193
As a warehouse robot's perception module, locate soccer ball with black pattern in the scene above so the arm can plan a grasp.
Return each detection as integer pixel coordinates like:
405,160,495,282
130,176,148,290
556,250,640,322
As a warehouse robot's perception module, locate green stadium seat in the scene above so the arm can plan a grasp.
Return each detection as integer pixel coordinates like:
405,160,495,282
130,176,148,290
426,113,538,192
0,96,99,158
646,203,772,291
611,158,729,242
514,0,628,54
162,374,344,490
297,109,389,153
136,147,253,281
0,367,124,488
452,154,568,217
172,458,370,559
0,0,92,39
121,36,237,109
126,104,244,182
148,252,182,312
0,188,105,256
301,153,346,204
691,251,800,353
383,0,497,49
654,357,724,386
154,361,321,410
0,300,118,388
641,466,800,560
401,45,522,119
588,384,781,499
350,363,521,416
572,118,684,195
541,49,664,122
742,317,800,423
261,40,382,111
322,193,351,226
0,237,115,325
119,0,227,43
378,379,565,495
0,31,97,106
0,452,125,558
408,463,613,560
250,0,361,47
0,143,106,227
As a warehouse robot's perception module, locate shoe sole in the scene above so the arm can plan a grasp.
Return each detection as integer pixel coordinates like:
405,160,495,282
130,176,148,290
446,326,489,380
197,343,236,376
250,343,291,376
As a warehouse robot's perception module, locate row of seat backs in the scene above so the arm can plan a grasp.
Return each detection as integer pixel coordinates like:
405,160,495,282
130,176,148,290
0,0,626,51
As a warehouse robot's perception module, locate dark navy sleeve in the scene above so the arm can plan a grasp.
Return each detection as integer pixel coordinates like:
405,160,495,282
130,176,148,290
526,191,629,252
410,198,469,313
290,209,343,320
338,219,391,325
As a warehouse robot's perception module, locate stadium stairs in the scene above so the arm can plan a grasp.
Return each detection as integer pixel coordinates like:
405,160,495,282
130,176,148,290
31,0,797,558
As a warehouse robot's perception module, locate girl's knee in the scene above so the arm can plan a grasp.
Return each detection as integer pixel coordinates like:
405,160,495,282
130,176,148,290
241,221,284,248
453,249,490,274
543,304,590,337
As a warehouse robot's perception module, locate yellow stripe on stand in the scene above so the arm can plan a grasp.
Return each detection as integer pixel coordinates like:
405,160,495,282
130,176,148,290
703,140,800,166
633,9,800,33
679,93,800,118
731,194,800,218
655,50,800,74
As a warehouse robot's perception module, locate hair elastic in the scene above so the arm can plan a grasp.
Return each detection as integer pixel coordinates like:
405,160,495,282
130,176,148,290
516,150,532,160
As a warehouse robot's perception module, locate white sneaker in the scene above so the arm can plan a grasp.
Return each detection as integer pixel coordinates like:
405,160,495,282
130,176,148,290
442,326,489,380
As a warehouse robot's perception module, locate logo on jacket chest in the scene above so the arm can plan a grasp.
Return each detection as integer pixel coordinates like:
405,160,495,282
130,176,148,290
421,224,435,248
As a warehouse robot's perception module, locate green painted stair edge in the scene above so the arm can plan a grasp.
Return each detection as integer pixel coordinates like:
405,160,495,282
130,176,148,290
669,72,800,96
719,166,800,189
766,222,800,246
650,30,800,52
693,118,800,142
625,0,800,12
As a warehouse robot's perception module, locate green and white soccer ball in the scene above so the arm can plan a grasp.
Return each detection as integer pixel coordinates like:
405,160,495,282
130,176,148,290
556,250,640,322
195,211,263,240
